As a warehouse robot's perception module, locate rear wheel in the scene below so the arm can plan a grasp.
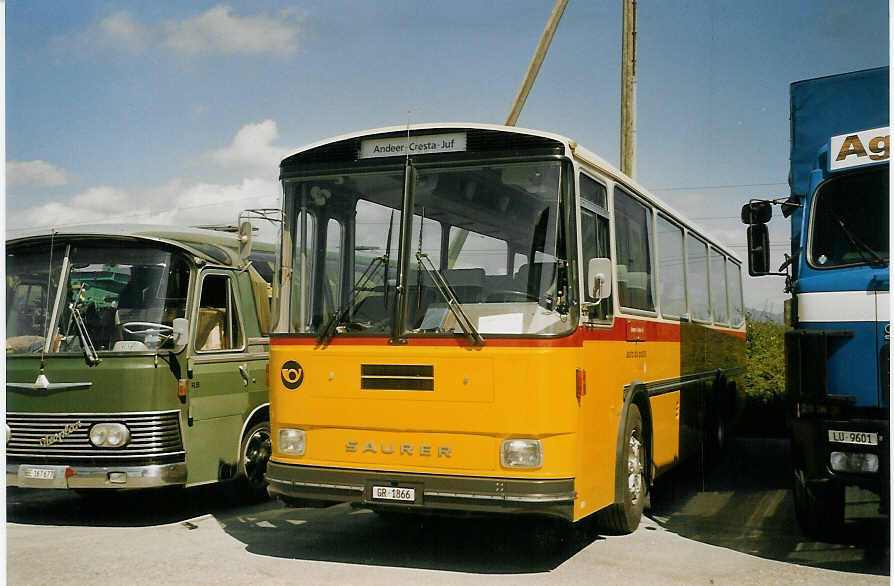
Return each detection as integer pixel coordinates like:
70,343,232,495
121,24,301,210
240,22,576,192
597,404,646,534
235,421,271,502
793,467,844,539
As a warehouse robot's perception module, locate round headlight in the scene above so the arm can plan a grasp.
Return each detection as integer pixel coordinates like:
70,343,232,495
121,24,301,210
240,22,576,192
5,423,10,445
89,423,131,448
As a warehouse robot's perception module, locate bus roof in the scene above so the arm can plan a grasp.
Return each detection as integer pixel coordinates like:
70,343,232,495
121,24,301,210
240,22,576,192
7,224,273,268
280,123,741,263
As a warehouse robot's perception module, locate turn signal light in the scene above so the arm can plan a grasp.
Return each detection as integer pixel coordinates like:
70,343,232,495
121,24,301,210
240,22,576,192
576,368,587,402
178,379,189,400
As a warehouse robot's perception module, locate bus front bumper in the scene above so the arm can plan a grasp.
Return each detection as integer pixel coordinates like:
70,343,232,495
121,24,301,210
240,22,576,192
7,462,187,489
266,460,576,520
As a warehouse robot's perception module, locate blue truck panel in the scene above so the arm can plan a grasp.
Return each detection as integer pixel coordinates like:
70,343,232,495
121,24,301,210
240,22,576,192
790,66,889,197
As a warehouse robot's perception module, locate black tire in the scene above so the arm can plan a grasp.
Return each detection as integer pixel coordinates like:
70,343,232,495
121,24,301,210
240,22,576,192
793,467,844,539
235,421,272,502
597,404,646,534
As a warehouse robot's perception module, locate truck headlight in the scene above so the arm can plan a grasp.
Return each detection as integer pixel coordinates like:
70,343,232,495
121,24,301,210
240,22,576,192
830,451,879,473
89,423,131,448
501,438,542,468
278,428,306,455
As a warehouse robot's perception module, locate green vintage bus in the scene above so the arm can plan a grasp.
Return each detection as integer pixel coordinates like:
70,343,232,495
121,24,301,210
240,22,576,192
6,225,274,497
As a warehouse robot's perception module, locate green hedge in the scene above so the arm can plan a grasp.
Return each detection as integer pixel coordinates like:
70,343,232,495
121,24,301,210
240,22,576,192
737,315,789,437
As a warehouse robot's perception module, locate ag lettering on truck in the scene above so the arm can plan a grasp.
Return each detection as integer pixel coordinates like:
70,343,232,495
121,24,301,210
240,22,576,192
830,126,889,171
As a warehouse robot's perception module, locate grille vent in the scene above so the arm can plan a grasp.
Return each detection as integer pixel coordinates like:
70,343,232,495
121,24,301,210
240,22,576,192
7,410,184,464
361,364,434,391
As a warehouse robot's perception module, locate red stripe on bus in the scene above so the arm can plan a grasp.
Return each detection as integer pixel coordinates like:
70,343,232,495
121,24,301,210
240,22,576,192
268,317,746,348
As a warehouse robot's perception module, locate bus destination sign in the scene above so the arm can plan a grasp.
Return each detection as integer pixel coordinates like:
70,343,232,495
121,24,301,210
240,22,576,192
829,126,889,171
359,133,467,159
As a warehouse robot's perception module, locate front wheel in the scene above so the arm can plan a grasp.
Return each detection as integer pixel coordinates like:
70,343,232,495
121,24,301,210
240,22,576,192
793,467,844,539
235,421,271,502
597,404,646,534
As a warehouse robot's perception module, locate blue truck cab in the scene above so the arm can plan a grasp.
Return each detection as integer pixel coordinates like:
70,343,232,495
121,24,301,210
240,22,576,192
743,66,889,537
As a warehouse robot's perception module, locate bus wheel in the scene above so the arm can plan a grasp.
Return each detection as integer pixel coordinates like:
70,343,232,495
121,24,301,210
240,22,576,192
598,404,645,534
793,468,844,539
237,421,271,501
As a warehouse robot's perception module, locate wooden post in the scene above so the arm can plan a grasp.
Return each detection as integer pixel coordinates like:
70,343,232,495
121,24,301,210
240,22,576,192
621,0,637,177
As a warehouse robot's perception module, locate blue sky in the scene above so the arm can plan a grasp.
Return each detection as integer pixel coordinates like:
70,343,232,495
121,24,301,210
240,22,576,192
4,0,890,313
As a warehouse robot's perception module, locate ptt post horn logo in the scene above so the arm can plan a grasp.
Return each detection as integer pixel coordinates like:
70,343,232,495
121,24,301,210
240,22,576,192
281,361,304,390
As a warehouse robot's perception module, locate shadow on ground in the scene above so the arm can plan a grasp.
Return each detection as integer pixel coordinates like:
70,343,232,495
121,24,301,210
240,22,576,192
6,483,252,528
216,503,605,574
647,437,890,576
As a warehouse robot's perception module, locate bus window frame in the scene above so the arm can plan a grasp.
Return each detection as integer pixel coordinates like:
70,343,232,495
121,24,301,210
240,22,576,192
577,169,614,326
655,213,688,321
684,231,713,325
709,247,730,326
194,270,248,355
612,184,658,318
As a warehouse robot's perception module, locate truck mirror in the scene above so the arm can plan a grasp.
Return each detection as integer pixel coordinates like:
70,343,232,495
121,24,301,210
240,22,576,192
172,317,189,349
746,223,771,276
587,258,612,300
741,201,772,225
238,221,253,264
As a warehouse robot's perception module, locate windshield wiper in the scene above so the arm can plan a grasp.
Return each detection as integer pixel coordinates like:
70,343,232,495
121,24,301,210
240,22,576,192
415,252,485,346
316,255,386,345
63,282,101,366
826,206,886,264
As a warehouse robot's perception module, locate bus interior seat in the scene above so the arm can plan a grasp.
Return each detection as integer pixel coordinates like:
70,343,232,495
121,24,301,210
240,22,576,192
514,262,557,298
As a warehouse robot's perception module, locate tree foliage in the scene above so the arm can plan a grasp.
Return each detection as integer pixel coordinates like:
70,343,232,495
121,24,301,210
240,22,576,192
739,315,788,436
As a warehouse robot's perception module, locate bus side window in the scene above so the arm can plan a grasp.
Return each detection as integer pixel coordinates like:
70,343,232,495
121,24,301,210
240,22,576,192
686,234,711,322
613,187,655,312
581,208,613,321
196,274,244,352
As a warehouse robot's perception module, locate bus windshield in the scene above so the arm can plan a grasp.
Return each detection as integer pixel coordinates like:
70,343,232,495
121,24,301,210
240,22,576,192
809,167,889,268
7,242,191,354
283,159,574,337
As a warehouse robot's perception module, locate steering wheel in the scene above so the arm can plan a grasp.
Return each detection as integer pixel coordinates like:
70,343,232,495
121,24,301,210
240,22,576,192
122,322,174,346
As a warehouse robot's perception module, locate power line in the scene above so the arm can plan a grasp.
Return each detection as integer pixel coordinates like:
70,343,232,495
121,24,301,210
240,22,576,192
651,182,787,192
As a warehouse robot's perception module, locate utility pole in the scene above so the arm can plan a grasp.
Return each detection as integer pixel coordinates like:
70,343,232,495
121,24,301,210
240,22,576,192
505,0,568,126
620,0,637,177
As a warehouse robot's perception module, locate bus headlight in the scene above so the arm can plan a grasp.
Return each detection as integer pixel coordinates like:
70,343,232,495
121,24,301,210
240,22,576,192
501,439,542,468
278,428,306,455
830,451,879,473
89,423,131,448
6,423,10,445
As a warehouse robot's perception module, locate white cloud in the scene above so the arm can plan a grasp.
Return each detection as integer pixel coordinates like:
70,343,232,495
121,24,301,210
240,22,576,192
206,120,290,170
162,5,303,57
99,11,154,53
67,5,304,59
6,160,70,188
6,178,281,238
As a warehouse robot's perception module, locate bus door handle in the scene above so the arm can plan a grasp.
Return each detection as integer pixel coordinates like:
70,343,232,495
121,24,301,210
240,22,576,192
238,364,250,387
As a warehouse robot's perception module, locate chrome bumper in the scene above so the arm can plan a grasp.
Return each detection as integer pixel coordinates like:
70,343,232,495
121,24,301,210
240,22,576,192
267,461,576,519
7,462,187,489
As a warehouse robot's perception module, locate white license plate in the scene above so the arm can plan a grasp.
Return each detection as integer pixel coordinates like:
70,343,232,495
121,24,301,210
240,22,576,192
372,486,415,502
23,467,56,480
828,430,878,446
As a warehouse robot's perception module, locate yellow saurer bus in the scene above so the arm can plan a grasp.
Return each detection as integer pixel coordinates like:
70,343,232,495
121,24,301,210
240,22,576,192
266,124,745,532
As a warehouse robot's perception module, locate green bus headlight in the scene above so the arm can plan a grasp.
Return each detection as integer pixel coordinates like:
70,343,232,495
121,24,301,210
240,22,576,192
89,423,131,448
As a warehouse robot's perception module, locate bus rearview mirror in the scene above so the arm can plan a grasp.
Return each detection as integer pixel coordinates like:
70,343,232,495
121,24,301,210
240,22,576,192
587,258,612,300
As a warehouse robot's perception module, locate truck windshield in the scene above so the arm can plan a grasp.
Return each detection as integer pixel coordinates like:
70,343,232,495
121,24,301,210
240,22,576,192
284,159,573,337
809,167,889,268
6,242,191,354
